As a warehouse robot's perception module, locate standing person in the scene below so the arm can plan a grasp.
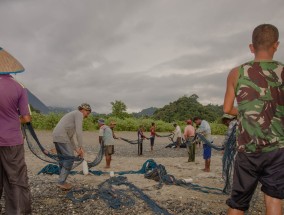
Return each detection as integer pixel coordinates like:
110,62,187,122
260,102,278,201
98,119,115,168
137,126,146,155
149,122,156,151
0,47,32,214
53,103,91,190
224,24,284,215
109,121,119,140
184,119,196,162
193,116,212,172
172,123,182,148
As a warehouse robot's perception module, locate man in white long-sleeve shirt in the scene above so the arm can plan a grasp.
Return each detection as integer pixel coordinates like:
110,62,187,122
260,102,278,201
53,103,91,190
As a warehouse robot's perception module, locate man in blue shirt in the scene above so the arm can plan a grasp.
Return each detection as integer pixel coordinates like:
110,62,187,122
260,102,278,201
193,116,212,172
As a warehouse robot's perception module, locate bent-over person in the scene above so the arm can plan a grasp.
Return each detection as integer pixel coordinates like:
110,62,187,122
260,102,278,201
53,103,91,190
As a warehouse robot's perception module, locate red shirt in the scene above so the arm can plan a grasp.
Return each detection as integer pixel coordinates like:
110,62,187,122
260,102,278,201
150,126,156,137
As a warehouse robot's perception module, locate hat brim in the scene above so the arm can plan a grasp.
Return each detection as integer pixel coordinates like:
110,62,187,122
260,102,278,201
0,48,25,74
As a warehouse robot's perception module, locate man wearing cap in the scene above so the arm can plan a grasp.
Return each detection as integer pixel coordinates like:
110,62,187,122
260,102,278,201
109,121,119,140
184,119,196,162
0,48,32,214
193,116,213,172
172,123,182,148
53,103,91,190
98,119,115,168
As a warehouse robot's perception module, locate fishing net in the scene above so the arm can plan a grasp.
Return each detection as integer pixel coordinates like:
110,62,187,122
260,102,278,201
66,176,172,215
22,122,104,170
221,124,237,194
145,163,224,194
165,135,187,148
120,137,142,145
156,133,173,137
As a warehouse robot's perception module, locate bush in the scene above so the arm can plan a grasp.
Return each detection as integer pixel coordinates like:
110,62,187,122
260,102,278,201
30,112,227,135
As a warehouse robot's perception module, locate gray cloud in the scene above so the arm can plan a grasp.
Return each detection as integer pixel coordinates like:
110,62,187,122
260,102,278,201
1,0,284,113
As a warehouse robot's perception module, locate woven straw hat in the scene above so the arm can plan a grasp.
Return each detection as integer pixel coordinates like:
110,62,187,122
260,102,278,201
0,47,25,74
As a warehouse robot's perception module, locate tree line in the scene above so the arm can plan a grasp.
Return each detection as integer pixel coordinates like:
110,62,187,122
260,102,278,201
30,94,227,135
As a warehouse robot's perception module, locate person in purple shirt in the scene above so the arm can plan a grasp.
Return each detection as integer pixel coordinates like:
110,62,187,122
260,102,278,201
0,47,32,215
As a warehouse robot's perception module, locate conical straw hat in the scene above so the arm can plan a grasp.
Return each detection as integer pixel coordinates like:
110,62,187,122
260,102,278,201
0,47,25,74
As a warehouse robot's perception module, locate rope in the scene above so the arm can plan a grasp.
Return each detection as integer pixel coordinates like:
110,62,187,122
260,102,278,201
195,133,224,151
23,123,83,165
156,133,173,138
120,137,142,145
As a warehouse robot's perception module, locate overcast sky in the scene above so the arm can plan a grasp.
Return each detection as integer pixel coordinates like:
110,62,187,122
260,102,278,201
1,0,284,113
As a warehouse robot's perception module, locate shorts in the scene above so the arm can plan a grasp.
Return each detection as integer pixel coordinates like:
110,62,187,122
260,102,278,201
150,137,155,146
203,143,211,160
104,145,114,156
226,148,284,211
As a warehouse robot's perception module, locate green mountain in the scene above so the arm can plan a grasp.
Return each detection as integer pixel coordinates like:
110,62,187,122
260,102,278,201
132,107,158,117
153,94,223,122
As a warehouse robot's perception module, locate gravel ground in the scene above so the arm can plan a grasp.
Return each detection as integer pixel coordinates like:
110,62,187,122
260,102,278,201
0,131,272,214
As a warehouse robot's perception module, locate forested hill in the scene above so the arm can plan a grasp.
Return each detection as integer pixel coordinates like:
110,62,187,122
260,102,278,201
153,94,223,122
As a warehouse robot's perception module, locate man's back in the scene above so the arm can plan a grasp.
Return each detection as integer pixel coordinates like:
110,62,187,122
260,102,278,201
0,75,29,146
184,124,195,138
100,125,115,145
52,110,84,148
236,60,284,153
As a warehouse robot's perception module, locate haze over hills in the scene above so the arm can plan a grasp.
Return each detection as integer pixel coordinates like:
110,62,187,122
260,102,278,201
27,90,72,114
27,90,158,116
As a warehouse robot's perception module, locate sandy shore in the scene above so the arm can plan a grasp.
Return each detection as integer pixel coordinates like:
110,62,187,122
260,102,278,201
1,131,268,214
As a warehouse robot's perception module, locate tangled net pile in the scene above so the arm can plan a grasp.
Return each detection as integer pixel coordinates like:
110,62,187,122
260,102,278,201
67,176,172,215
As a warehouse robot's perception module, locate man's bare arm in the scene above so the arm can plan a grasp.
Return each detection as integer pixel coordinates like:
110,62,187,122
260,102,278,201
223,68,239,116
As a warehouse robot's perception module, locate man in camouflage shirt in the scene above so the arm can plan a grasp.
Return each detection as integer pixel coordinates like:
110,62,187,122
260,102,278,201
223,24,284,215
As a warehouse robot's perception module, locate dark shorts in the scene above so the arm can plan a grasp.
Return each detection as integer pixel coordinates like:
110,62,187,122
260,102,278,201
226,148,284,211
203,143,211,160
150,137,155,146
176,137,181,147
105,145,114,156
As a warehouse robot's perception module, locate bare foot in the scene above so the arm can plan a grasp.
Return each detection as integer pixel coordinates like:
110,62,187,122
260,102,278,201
203,168,210,172
104,166,110,169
